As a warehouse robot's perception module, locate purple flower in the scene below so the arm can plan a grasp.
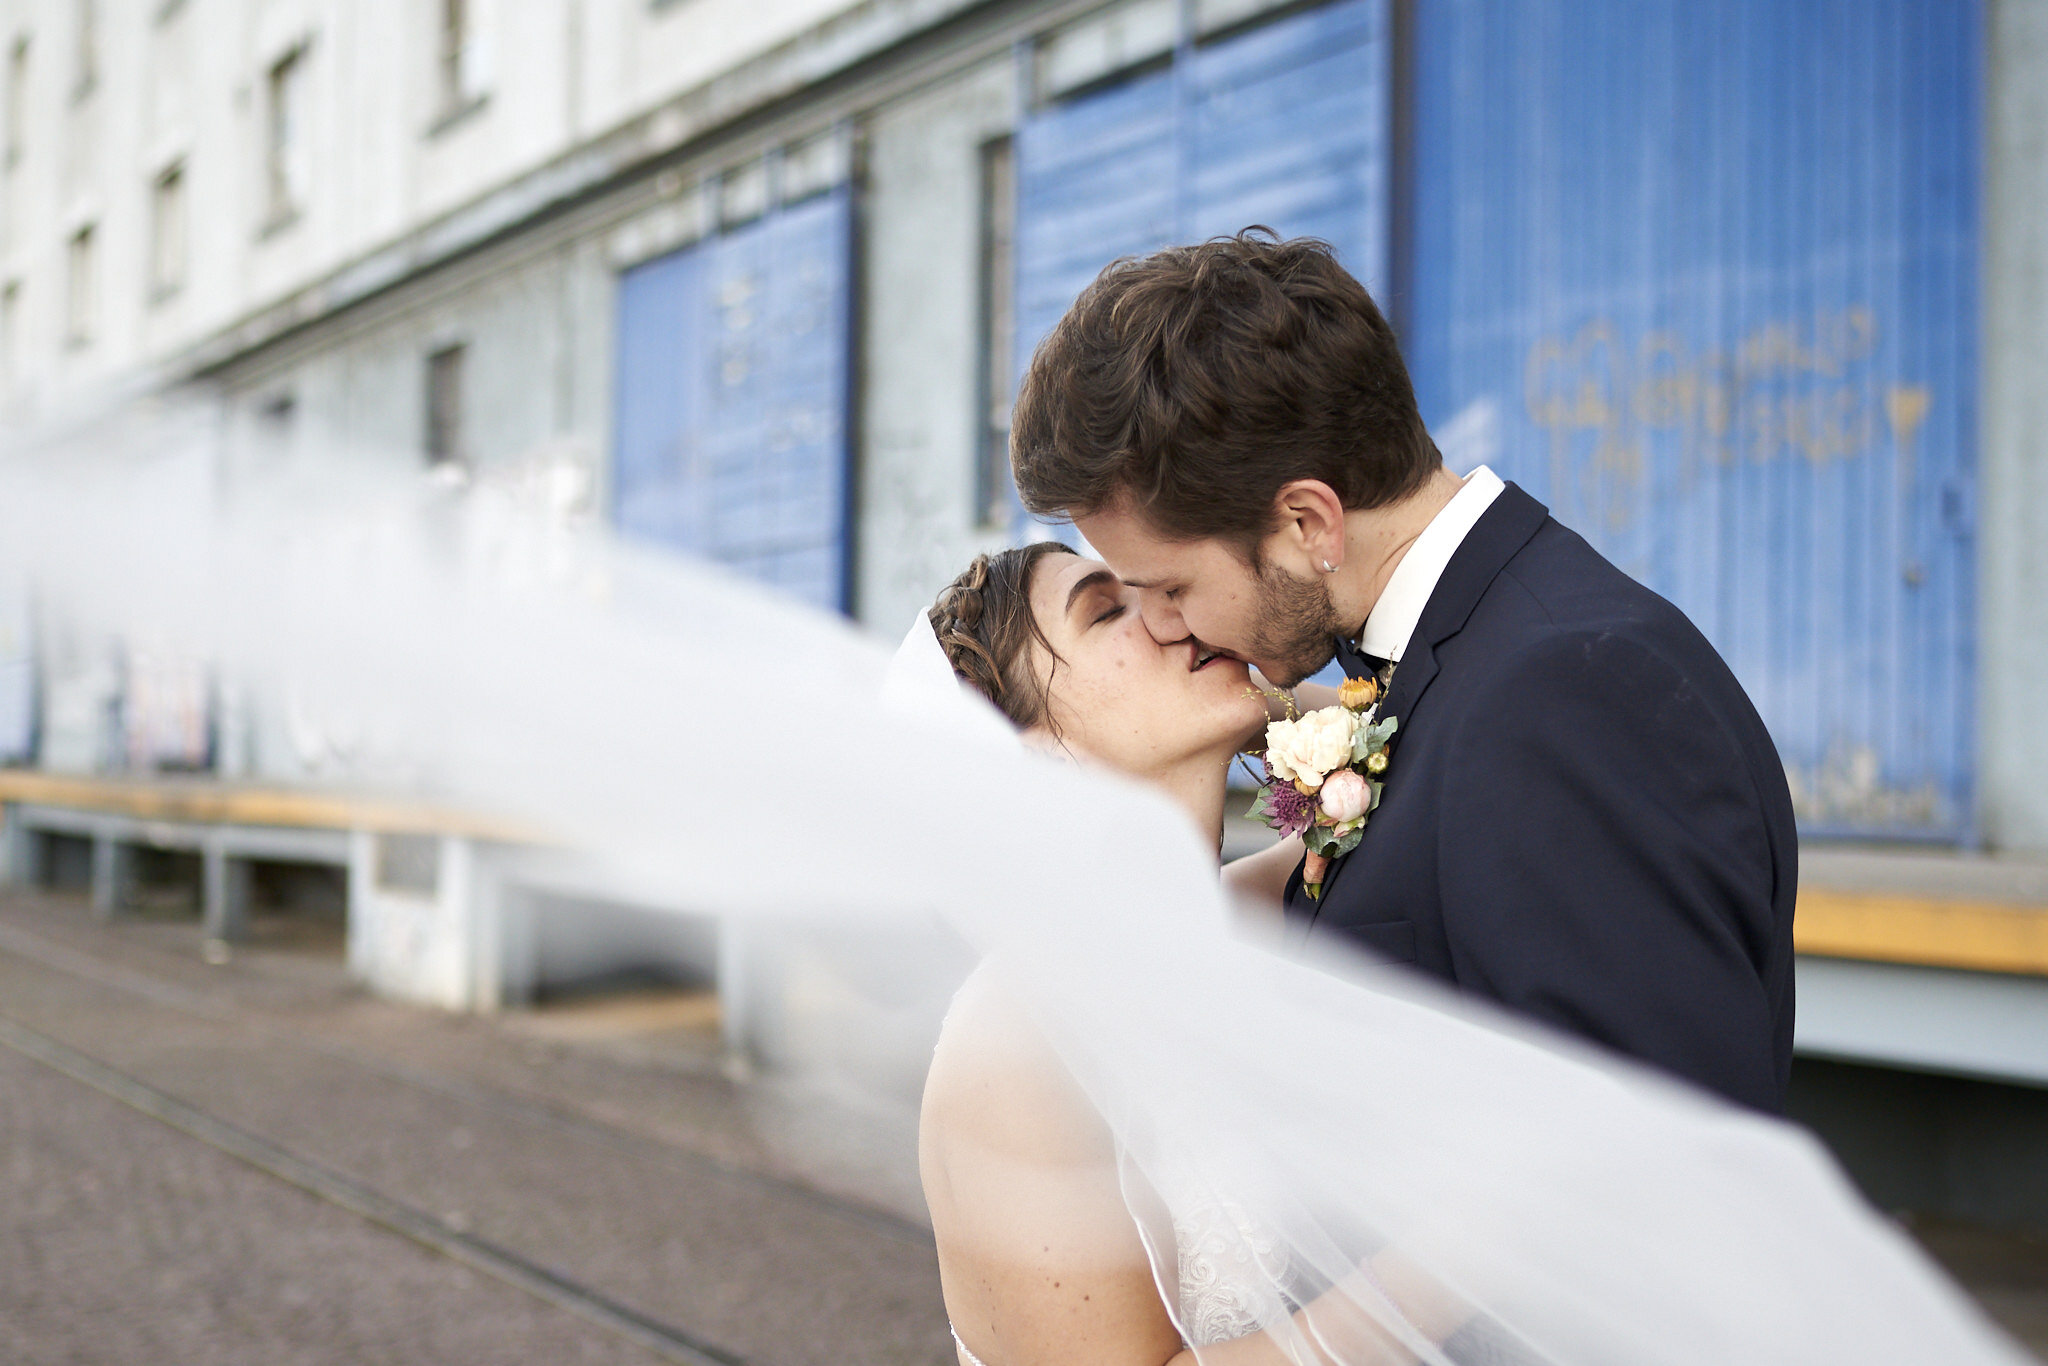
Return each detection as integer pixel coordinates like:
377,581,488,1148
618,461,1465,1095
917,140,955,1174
1262,776,1318,841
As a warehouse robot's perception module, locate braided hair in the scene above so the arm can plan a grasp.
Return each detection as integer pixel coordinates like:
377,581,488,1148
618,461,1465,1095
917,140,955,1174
928,541,1074,734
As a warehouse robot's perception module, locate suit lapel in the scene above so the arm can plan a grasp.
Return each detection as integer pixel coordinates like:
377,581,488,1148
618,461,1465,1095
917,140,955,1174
1305,483,1552,918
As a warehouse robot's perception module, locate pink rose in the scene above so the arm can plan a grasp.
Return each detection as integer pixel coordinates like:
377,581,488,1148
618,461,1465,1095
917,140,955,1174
1319,768,1370,823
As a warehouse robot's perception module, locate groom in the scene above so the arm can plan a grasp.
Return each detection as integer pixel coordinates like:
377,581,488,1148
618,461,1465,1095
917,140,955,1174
1010,232,1797,1114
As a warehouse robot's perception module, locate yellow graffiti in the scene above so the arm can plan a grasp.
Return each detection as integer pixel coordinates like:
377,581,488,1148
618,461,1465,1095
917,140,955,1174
1524,307,1923,532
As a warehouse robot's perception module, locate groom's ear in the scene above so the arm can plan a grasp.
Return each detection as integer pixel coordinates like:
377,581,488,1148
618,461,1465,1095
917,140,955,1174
1266,479,1348,572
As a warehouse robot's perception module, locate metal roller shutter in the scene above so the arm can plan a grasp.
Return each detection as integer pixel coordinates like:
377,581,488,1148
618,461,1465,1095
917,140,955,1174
1407,0,1980,840
612,185,856,613
1012,0,1393,477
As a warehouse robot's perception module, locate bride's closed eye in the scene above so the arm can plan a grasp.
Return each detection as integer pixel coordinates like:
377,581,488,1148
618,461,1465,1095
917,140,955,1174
1093,604,1126,626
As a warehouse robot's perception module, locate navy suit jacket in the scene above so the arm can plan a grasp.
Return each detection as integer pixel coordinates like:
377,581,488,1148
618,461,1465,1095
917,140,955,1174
1283,483,1798,1113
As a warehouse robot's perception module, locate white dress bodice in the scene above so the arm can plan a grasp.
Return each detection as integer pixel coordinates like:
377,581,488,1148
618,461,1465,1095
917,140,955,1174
1172,1192,1293,1346
949,1194,1290,1364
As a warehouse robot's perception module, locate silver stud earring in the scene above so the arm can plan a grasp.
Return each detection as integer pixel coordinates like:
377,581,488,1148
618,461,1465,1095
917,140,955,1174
1322,560,1338,574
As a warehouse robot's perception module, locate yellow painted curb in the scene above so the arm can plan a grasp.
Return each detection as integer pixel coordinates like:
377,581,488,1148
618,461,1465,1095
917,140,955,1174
0,771,542,844
1796,888,2048,977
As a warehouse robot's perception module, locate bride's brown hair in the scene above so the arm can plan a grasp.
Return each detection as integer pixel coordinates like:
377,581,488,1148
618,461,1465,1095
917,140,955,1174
929,541,1074,733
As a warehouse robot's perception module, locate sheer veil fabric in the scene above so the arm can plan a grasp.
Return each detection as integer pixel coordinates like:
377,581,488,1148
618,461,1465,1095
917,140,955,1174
0,427,2031,1366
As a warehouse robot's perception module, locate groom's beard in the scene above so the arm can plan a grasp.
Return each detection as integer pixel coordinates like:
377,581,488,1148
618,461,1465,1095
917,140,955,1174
1244,559,1348,689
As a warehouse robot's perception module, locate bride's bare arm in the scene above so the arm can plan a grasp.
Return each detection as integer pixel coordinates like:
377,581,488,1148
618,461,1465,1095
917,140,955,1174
921,967,1185,1366
922,968,1474,1366
1222,836,1303,908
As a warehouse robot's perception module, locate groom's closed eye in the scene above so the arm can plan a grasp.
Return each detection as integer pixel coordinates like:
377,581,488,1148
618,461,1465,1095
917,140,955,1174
1125,577,1185,603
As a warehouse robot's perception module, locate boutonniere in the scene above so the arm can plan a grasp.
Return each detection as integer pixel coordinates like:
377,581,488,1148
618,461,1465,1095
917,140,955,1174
1245,670,1397,900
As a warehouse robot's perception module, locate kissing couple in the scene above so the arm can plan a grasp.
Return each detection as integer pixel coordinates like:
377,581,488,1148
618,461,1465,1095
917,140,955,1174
896,232,1911,1366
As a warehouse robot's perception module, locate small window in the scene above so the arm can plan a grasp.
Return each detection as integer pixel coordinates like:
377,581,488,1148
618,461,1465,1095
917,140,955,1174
5,37,28,168
1,280,19,382
436,0,480,116
71,0,93,99
974,135,1018,528
256,391,295,453
65,223,94,345
149,161,186,299
259,392,295,430
425,343,466,468
265,47,307,226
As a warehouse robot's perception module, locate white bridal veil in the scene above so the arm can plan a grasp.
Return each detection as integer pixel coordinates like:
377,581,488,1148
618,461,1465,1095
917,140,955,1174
0,412,2030,1366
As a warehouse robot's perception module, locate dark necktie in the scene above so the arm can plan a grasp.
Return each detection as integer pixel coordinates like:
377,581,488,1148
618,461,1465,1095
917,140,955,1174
1331,634,1389,680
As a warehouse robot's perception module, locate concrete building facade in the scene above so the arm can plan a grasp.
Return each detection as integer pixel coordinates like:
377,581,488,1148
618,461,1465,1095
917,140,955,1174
5,0,2039,853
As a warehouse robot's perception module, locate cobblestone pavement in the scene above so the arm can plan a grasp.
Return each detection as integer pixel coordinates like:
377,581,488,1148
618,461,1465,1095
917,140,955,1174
0,891,951,1366
1,890,2044,1364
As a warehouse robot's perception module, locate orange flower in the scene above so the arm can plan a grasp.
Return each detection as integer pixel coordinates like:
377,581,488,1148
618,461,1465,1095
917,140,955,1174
1339,675,1379,711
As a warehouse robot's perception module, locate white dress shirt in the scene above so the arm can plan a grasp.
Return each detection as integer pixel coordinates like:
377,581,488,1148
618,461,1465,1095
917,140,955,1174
1356,466,1506,663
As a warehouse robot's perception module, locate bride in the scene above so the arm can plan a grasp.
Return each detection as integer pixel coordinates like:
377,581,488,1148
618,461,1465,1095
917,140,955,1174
914,542,1457,1366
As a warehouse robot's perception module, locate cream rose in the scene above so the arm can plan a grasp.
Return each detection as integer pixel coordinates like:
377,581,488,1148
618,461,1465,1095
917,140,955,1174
1264,706,1358,788
1319,768,1370,823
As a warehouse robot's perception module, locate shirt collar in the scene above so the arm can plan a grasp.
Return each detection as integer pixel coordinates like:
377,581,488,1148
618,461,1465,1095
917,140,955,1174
1357,466,1506,663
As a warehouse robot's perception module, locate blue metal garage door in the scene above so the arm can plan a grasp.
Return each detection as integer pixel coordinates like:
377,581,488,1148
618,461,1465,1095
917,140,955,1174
1406,0,1979,840
612,186,855,612
1013,0,1392,432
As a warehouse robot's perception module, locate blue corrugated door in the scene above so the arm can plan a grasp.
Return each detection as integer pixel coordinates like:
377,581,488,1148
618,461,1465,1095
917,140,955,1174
1013,0,1393,459
1407,0,1979,840
612,185,855,612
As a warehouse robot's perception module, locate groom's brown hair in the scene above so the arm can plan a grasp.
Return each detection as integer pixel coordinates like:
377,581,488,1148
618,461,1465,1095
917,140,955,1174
1010,229,1438,554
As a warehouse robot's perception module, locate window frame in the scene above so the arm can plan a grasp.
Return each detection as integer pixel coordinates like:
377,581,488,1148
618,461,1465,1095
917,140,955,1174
424,342,468,469
262,45,309,232
972,133,1018,530
149,159,187,301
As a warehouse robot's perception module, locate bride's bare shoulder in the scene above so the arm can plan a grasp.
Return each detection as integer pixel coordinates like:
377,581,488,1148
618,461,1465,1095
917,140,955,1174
922,959,1107,1163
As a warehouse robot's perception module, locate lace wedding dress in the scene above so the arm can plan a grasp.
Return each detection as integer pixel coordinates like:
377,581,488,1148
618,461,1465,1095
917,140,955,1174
948,1194,1289,1365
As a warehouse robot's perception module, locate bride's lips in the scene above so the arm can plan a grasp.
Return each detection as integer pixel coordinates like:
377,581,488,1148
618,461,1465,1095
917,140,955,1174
1186,640,1237,673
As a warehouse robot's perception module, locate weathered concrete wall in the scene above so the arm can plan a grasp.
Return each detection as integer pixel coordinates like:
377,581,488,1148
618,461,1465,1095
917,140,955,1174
1979,0,2048,853
218,239,609,482
210,50,1034,643
210,231,614,783
855,57,1017,632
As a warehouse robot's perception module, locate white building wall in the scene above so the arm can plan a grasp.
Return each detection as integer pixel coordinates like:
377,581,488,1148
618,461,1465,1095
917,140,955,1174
1979,0,2048,854
0,0,887,415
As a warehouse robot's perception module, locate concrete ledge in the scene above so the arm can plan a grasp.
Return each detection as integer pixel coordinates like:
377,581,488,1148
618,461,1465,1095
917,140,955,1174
1801,844,2048,905
0,774,544,1010
1795,956,2048,1088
